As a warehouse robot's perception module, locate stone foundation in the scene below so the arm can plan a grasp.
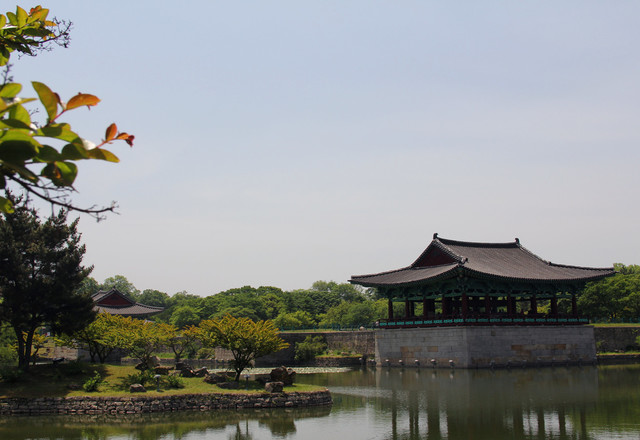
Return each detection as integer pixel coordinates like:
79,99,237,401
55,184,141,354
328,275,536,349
375,326,597,368
0,390,332,416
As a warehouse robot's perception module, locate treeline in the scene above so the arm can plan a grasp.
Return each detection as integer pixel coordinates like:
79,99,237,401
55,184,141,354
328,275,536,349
84,276,390,329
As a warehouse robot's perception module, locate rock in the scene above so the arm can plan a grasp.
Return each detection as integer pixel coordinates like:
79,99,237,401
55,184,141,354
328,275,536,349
270,366,296,385
217,381,240,389
134,362,147,371
130,384,146,393
255,374,271,385
193,367,208,377
175,361,189,371
148,356,161,367
154,366,172,375
265,381,284,393
180,368,195,378
203,373,227,384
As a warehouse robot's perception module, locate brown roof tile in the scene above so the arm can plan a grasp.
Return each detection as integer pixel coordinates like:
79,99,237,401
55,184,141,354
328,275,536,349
350,235,615,287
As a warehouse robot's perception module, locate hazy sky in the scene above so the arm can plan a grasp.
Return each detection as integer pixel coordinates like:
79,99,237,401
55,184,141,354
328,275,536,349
10,1,640,296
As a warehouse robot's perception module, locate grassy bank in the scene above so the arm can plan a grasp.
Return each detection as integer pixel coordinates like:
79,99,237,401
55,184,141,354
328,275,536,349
0,363,321,399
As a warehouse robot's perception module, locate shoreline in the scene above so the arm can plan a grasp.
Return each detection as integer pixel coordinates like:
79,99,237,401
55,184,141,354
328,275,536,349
0,389,332,416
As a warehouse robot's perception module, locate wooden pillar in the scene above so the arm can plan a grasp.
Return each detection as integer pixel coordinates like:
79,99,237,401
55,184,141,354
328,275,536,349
484,295,491,316
550,295,558,318
442,294,449,317
405,299,411,319
571,293,578,317
410,300,415,317
461,294,469,319
530,295,538,315
507,294,514,317
388,298,394,320
423,298,428,319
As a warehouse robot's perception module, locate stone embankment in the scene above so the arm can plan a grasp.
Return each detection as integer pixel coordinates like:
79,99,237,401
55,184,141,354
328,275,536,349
0,390,332,416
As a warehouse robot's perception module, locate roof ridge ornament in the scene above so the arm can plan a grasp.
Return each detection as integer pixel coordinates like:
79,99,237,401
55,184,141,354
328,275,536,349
433,233,438,239
515,237,520,245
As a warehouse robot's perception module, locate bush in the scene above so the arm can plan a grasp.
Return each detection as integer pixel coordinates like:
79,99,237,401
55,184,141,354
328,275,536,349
0,346,17,365
118,369,155,390
0,366,22,383
82,370,103,392
163,375,185,389
295,336,327,362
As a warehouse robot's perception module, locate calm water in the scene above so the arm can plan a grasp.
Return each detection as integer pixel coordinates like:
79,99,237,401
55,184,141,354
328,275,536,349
1,365,640,440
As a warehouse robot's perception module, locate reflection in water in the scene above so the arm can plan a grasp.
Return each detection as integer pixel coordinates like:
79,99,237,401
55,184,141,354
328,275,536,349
2,365,640,439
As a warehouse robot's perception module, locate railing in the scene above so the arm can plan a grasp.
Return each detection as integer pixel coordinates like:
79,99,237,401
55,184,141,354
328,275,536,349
379,315,589,328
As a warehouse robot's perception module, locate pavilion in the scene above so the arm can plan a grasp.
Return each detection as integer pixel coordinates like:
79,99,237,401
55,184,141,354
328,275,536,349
92,288,164,318
350,234,615,368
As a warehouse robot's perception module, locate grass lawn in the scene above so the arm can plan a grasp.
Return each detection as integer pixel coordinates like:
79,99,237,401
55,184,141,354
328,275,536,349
0,363,322,399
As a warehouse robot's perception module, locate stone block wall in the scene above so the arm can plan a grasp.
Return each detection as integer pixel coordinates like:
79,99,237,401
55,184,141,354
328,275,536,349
375,326,597,368
593,326,640,352
0,391,332,416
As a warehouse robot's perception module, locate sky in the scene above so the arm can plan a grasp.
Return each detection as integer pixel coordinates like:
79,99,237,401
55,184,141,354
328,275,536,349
9,1,640,297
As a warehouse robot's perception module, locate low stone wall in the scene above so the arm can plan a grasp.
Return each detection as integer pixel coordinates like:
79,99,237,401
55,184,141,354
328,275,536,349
0,390,332,416
593,326,640,352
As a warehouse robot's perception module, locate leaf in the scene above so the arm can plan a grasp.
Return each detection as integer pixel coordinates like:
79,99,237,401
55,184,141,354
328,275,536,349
8,102,31,127
37,123,80,142
6,12,17,26
66,93,100,110
87,148,120,162
61,143,89,160
0,83,22,98
105,123,117,142
0,131,40,162
32,82,60,121
0,118,32,130
0,15,6,29
16,6,27,27
35,145,61,162
41,161,78,186
0,196,14,214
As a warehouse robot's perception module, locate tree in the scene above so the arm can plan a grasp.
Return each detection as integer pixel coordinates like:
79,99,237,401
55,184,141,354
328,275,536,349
100,275,140,301
158,323,200,362
197,315,288,381
579,264,640,321
170,305,201,329
57,312,128,363
139,289,170,308
0,200,95,370
118,317,168,368
0,6,133,217
273,310,316,330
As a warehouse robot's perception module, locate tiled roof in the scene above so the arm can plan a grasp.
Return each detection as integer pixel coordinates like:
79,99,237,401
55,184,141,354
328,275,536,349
92,288,164,316
95,303,165,316
350,235,615,287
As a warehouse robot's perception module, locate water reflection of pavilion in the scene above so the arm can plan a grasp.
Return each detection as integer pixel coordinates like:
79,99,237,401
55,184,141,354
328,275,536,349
375,367,598,439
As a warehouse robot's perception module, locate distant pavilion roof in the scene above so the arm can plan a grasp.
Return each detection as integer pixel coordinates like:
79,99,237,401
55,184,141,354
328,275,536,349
92,288,164,317
350,234,615,288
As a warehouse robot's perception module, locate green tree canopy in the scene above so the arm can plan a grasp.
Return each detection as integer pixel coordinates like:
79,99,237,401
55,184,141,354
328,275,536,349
197,315,288,381
0,199,94,370
579,263,640,321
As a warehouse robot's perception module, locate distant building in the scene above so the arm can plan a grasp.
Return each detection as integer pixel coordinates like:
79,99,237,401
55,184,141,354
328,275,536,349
92,288,164,318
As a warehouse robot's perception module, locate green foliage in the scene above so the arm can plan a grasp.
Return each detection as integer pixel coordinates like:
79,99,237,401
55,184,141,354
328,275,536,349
273,310,317,330
0,6,133,216
82,370,103,392
0,201,95,370
579,264,640,321
319,301,380,328
118,369,155,390
163,374,185,389
100,275,140,301
0,365,22,383
170,306,201,329
294,336,327,362
117,318,169,367
58,313,130,363
197,315,288,381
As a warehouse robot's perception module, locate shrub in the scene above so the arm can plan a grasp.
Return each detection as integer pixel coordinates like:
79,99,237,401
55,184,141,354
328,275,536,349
0,366,22,383
0,346,17,365
163,375,185,389
82,370,103,392
118,369,155,390
295,336,327,362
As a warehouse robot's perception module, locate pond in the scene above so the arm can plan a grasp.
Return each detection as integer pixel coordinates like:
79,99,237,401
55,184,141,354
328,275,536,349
1,364,640,439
